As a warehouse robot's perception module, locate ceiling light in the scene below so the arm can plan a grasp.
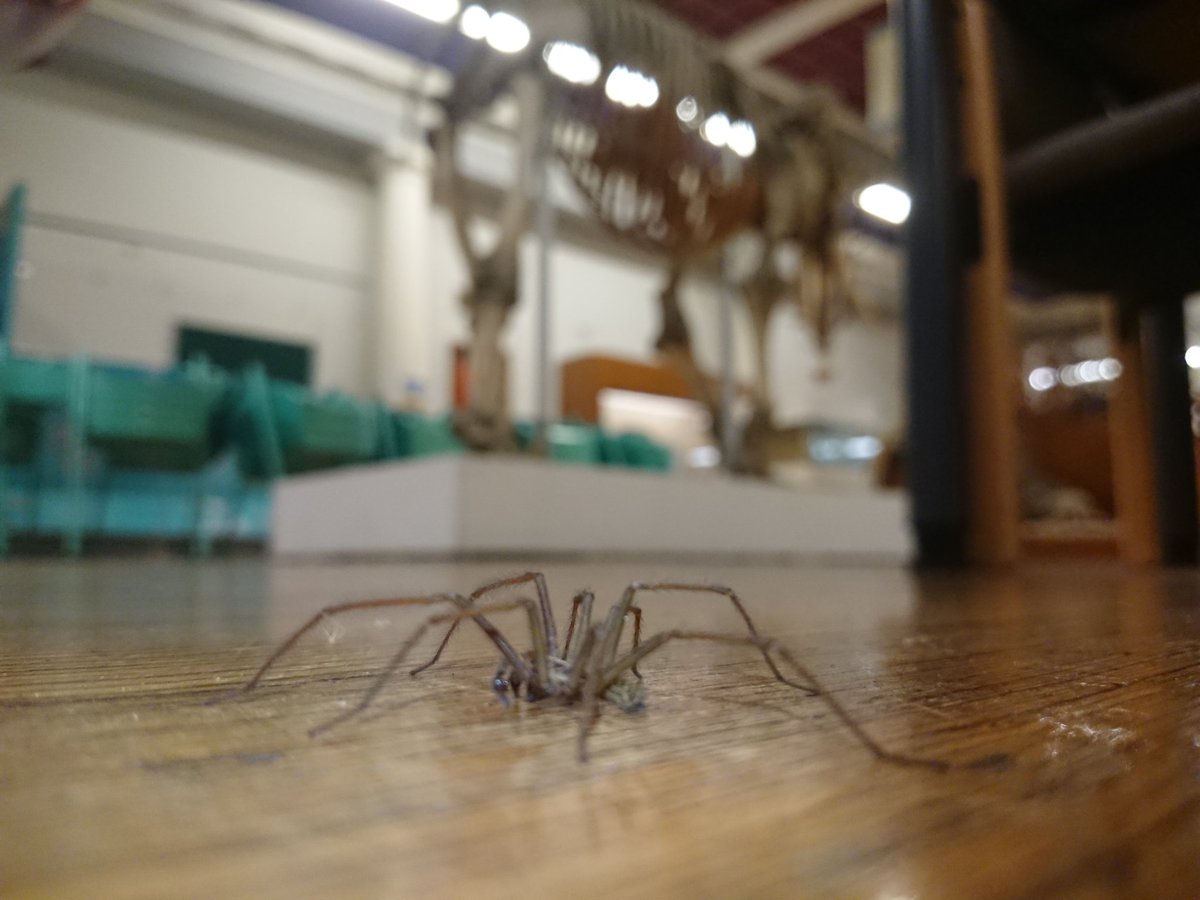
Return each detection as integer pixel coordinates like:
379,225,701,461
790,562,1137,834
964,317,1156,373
676,96,699,124
605,66,659,109
856,183,911,225
700,112,730,147
728,120,757,157
486,11,529,53
544,41,601,85
1028,367,1057,392
458,4,489,38
1076,360,1101,383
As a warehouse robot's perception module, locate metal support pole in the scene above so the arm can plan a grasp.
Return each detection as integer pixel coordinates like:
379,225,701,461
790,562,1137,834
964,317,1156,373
534,120,556,446
718,250,737,470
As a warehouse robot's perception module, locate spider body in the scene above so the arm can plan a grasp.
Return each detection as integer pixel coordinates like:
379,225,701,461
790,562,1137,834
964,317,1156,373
218,573,948,770
492,654,644,713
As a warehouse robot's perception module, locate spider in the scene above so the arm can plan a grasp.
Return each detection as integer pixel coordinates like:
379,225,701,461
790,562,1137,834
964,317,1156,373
217,572,949,769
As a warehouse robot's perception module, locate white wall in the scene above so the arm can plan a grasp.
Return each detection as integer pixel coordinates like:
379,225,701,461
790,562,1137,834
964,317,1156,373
0,68,373,391
770,311,905,431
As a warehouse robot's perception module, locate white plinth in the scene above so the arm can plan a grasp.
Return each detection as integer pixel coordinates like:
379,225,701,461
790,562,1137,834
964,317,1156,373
270,457,913,561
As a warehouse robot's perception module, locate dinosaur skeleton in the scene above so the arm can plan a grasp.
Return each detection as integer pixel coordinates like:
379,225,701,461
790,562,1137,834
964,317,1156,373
438,0,889,471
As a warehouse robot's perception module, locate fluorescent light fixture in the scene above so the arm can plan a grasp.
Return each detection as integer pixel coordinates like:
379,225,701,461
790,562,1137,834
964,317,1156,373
604,65,659,109
486,11,529,53
856,183,911,225
1187,346,1200,369
458,4,489,38
384,0,460,24
543,41,601,85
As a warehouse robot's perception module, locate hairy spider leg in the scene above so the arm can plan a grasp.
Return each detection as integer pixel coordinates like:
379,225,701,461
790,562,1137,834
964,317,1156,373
607,583,819,696
205,594,468,703
216,590,537,707
598,630,949,772
309,597,551,738
410,572,557,677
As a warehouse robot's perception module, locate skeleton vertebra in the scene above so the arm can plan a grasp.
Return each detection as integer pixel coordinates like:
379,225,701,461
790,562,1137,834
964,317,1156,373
438,0,890,472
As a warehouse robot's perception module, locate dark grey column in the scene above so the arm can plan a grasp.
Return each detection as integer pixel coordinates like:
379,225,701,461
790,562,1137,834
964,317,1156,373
901,0,969,567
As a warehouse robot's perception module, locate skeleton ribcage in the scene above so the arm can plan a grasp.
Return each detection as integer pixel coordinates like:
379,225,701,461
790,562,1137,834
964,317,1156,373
553,85,764,255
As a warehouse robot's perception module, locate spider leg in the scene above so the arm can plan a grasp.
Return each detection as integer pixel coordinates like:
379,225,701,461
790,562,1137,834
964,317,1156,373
600,630,950,772
608,583,818,696
562,590,594,662
410,572,557,676
628,605,644,680
309,597,551,738
575,623,609,763
408,619,461,677
206,593,466,702
563,621,597,695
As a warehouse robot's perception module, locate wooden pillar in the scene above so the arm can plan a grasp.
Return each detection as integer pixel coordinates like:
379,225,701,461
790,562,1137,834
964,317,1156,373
957,0,1022,564
1105,307,1160,565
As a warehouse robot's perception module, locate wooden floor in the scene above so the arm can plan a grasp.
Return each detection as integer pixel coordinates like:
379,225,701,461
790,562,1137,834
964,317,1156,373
2,556,1199,899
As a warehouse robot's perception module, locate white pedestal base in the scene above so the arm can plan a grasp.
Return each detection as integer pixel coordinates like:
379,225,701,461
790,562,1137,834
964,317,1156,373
270,457,913,561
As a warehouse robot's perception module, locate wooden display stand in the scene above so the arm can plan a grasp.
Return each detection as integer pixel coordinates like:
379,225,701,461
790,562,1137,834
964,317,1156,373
560,355,695,423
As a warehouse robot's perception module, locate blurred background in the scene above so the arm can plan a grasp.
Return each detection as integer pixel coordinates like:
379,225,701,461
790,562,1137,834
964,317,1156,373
1,0,1197,566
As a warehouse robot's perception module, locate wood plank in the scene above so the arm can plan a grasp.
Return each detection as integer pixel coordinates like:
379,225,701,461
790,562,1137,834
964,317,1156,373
2,557,1200,898
1105,307,1161,565
958,0,1023,565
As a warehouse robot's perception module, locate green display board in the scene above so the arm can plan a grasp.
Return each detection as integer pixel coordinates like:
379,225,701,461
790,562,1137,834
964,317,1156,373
176,325,312,386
